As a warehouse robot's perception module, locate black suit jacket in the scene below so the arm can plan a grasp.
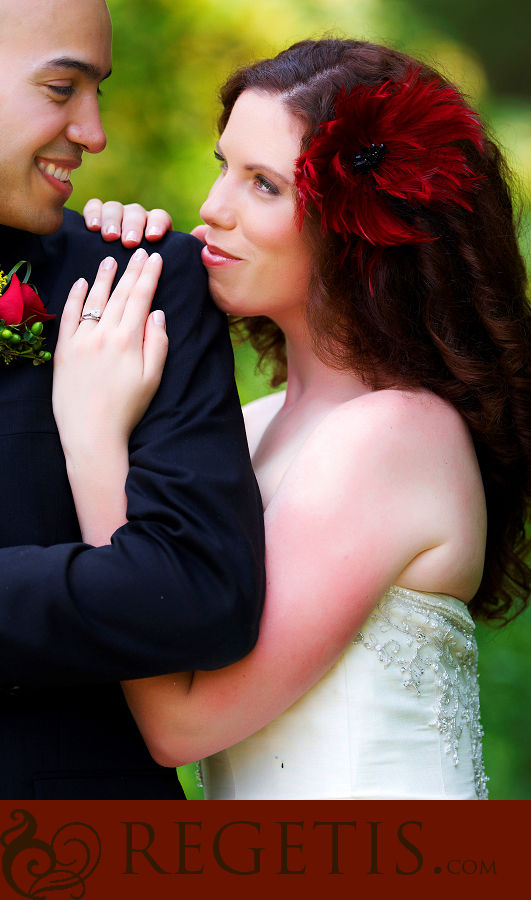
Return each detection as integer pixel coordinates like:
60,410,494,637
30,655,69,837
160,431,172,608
0,210,265,799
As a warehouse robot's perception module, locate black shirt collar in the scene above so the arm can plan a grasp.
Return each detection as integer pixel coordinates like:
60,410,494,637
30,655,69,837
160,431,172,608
0,224,47,273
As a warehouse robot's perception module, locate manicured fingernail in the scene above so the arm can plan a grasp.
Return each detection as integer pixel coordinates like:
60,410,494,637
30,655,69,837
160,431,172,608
150,252,162,262
153,310,165,326
105,225,120,236
101,256,115,269
132,248,147,261
147,226,161,237
74,278,87,288
125,230,140,243
90,218,101,228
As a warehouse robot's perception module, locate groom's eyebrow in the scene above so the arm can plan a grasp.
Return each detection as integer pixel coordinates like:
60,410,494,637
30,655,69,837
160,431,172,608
46,57,112,82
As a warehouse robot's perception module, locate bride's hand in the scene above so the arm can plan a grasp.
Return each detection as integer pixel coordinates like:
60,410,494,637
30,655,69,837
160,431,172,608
190,224,207,243
52,249,168,463
83,199,173,247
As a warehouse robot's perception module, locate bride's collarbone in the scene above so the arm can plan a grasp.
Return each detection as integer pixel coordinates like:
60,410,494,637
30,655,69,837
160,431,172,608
250,393,348,506
250,386,482,508
249,386,415,499
252,426,311,510
249,388,411,507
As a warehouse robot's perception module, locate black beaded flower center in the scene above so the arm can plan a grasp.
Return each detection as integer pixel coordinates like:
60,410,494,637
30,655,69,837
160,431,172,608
352,142,387,173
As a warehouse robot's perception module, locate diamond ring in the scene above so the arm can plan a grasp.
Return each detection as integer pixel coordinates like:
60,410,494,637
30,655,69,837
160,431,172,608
80,308,102,322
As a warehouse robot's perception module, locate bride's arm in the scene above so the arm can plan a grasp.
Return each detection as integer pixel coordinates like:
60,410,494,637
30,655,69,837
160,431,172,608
123,391,465,767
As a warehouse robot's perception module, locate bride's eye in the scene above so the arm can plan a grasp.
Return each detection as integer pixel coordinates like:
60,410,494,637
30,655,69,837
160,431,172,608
214,150,227,170
255,175,280,196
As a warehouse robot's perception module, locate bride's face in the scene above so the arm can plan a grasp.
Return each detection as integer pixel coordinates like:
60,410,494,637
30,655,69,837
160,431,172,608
199,90,312,324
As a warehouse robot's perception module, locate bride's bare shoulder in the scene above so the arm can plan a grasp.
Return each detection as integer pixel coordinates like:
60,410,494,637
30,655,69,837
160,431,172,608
243,391,286,456
336,387,468,441
305,387,476,487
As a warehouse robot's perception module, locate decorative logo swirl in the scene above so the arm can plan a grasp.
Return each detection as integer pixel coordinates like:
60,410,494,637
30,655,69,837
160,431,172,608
1,809,101,898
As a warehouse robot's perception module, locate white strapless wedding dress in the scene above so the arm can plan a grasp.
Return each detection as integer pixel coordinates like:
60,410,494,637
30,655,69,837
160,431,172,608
200,586,488,799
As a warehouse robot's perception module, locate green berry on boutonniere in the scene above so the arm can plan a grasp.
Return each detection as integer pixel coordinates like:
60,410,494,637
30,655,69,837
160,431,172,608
0,261,56,365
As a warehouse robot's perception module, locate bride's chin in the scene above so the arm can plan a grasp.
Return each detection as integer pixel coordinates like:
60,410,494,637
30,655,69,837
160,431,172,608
209,289,231,314
208,285,245,317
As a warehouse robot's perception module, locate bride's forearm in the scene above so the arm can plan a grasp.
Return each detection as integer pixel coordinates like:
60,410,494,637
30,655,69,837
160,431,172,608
119,586,345,769
122,672,196,767
65,438,129,545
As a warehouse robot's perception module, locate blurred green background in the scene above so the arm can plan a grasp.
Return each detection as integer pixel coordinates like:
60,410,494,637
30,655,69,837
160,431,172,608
69,0,531,799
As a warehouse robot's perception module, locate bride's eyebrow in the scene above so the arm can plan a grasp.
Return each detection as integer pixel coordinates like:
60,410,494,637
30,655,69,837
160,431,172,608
216,142,290,185
245,163,290,185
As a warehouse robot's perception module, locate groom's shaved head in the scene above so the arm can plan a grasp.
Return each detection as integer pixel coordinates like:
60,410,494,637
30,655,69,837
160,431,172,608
0,0,112,233
0,0,111,38
0,0,112,82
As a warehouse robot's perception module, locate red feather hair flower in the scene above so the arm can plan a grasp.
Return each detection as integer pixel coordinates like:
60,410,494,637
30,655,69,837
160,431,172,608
295,69,485,281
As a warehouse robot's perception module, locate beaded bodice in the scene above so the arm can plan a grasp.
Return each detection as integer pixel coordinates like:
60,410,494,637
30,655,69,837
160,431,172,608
201,584,488,800
354,585,488,799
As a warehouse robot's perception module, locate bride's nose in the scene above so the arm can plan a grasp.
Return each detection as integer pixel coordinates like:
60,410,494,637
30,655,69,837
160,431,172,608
200,179,236,230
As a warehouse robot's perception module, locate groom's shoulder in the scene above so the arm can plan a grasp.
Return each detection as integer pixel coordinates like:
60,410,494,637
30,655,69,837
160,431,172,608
49,208,207,275
42,209,214,327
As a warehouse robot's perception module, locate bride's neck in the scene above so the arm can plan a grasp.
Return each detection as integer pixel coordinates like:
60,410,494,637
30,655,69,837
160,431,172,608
280,313,368,410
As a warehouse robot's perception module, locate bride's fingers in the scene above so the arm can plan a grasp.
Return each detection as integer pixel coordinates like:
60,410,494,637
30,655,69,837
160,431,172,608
100,201,126,241
190,224,208,243
82,200,173,245
101,248,152,326
142,310,169,387
79,257,118,324
60,250,161,344
83,198,103,231
145,209,173,241
57,278,89,341
120,204,155,247
119,253,163,333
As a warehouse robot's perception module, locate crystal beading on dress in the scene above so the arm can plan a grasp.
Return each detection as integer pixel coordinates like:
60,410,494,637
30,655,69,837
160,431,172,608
354,585,488,799
200,584,488,800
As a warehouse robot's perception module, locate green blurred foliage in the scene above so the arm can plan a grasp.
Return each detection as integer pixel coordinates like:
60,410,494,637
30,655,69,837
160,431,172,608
408,0,531,99
177,762,204,800
70,0,530,799
477,614,531,799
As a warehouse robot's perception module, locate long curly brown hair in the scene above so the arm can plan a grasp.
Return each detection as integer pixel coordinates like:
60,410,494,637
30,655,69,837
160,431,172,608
219,38,531,624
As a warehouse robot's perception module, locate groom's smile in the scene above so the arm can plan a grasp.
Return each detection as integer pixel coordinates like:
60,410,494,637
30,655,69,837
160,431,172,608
34,155,82,202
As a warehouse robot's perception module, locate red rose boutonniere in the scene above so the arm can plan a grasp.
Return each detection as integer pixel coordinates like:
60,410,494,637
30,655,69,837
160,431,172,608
0,261,56,365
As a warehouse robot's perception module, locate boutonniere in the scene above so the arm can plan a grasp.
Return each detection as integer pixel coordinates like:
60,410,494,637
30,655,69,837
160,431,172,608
0,261,56,365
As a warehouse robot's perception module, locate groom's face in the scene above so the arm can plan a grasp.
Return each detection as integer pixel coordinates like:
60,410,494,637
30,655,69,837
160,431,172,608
0,0,112,235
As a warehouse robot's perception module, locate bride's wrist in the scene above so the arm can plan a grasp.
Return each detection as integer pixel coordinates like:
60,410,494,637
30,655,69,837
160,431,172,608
61,428,129,471
63,435,130,506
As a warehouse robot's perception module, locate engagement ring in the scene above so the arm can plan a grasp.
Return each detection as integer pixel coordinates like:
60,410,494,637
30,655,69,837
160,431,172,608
80,308,102,321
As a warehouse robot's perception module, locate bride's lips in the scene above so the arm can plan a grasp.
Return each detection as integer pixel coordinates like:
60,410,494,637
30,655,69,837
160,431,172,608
201,243,243,269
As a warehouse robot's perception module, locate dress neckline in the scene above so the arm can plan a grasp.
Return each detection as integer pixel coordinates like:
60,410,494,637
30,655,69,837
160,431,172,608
384,584,475,631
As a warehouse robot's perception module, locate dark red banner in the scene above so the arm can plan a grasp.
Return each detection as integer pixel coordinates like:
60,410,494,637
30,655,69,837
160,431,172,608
0,800,524,898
